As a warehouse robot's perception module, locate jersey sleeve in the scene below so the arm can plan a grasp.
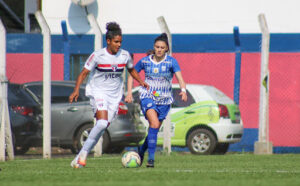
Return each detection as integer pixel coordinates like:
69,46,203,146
171,58,181,73
134,59,144,73
126,52,134,69
84,52,97,71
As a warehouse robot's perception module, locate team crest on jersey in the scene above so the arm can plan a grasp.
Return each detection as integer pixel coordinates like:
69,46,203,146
111,64,118,72
153,68,159,73
161,66,166,72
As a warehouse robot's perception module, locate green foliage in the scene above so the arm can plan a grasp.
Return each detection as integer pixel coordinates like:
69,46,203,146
1,153,300,186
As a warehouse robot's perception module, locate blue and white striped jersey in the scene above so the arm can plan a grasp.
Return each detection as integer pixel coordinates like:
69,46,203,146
135,54,181,105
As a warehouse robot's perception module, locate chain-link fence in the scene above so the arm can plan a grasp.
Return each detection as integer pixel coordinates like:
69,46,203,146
4,31,300,157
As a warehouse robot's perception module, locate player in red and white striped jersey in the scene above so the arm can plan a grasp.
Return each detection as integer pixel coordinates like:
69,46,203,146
69,22,148,168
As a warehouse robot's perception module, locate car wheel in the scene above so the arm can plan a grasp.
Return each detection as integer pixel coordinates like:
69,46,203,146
74,123,110,154
213,143,229,155
11,133,30,155
187,128,217,155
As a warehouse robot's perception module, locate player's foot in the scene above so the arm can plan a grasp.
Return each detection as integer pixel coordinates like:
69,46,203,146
78,157,86,167
70,156,86,168
70,157,81,168
138,147,144,166
146,159,154,168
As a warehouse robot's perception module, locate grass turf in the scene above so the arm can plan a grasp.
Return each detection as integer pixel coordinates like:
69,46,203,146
0,153,300,186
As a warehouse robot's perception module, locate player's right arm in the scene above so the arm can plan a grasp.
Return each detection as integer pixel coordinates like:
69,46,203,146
125,74,134,103
69,68,90,103
69,52,96,103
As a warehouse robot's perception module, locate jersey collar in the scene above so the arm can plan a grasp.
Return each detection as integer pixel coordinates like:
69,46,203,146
149,54,167,64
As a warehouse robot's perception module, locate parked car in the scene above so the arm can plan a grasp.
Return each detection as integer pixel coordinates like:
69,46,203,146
7,83,42,155
23,81,146,154
132,84,243,155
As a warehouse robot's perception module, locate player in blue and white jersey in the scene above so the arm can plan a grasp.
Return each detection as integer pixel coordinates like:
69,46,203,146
125,33,187,167
69,22,148,168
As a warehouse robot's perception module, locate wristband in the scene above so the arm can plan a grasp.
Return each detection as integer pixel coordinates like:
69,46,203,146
181,88,186,93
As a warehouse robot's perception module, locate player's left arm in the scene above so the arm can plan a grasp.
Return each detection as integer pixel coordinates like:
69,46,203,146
174,71,187,102
172,58,187,102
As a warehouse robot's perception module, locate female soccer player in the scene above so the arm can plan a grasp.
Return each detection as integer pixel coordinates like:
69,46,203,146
125,33,187,167
69,22,148,168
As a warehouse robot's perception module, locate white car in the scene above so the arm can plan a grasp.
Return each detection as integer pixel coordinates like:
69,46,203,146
131,84,243,155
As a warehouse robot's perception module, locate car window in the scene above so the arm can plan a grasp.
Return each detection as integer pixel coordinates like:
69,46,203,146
26,85,42,100
26,84,88,103
51,85,75,103
172,88,195,108
79,88,89,101
8,84,38,105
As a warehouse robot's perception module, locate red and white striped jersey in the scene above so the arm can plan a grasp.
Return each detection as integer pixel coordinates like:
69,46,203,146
84,48,133,97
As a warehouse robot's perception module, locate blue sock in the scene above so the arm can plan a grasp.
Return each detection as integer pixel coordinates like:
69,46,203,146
139,136,148,156
147,127,159,161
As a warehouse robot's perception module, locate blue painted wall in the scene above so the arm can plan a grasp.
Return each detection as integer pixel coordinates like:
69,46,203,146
7,33,300,54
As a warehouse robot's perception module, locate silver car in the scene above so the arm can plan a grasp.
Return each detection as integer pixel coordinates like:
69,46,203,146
23,81,146,154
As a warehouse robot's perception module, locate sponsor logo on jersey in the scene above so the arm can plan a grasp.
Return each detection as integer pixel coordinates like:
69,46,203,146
105,73,122,80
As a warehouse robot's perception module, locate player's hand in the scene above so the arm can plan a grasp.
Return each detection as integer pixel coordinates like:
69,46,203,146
141,82,149,90
69,91,79,103
179,91,187,102
125,93,133,103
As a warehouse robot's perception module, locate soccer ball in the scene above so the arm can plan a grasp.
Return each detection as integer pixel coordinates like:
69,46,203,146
121,151,141,168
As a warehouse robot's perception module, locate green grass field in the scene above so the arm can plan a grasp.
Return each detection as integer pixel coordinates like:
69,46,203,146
1,153,300,186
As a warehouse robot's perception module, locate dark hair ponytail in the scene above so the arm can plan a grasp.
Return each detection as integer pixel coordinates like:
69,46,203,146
154,33,169,50
106,22,122,40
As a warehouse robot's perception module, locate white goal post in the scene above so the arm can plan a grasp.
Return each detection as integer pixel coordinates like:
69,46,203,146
35,11,52,159
86,13,104,157
0,18,14,161
254,13,273,154
157,16,172,154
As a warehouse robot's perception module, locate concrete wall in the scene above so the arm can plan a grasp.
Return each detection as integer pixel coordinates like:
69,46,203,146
42,0,300,34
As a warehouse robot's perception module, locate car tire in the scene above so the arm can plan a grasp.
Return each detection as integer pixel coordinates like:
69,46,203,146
11,133,30,155
74,123,110,154
212,143,229,155
187,128,217,155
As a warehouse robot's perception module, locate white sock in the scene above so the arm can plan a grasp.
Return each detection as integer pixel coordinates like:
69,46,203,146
82,119,108,154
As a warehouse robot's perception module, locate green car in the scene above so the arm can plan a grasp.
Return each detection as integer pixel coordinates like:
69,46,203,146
132,84,243,155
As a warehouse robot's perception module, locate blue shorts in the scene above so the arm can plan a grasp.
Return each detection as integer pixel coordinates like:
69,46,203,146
140,98,171,122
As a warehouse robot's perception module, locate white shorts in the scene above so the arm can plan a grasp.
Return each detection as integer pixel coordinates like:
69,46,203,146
88,92,122,122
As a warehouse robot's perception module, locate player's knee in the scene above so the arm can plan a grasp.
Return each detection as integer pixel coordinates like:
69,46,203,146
95,119,108,130
149,122,160,129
